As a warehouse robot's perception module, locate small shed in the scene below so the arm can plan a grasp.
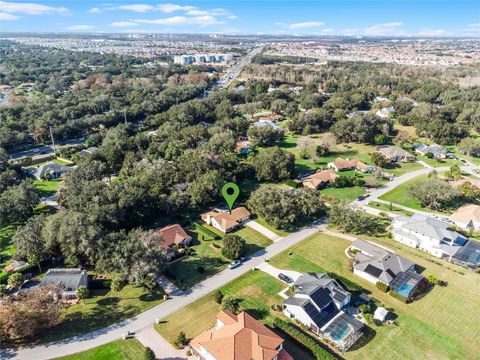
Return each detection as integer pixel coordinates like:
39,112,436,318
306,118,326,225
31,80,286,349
374,307,389,323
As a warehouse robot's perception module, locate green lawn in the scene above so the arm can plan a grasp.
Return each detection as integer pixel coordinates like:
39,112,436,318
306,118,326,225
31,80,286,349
166,224,272,290
254,216,291,237
277,135,422,176
367,201,414,216
33,178,62,196
155,270,315,359
0,222,18,269
269,233,480,360
378,174,459,214
321,186,365,202
38,283,165,343
55,339,145,360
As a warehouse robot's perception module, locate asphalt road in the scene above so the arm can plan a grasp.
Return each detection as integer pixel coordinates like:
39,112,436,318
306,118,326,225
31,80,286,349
1,225,321,360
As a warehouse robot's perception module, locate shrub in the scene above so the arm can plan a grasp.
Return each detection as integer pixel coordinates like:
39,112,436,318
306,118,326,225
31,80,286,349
426,274,440,285
175,331,188,348
7,273,24,288
214,290,224,304
110,274,126,292
222,234,246,260
273,318,338,360
144,347,156,360
389,290,409,303
358,303,371,314
376,281,389,293
197,266,205,273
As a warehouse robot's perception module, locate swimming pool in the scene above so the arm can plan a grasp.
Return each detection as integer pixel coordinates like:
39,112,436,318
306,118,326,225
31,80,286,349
396,283,414,298
330,322,351,341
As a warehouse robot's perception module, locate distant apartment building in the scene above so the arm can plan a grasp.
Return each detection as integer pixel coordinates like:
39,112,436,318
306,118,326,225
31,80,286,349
174,53,234,65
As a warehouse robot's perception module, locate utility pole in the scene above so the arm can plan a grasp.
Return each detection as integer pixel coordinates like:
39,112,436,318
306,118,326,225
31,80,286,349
49,126,56,155
124,108,127,124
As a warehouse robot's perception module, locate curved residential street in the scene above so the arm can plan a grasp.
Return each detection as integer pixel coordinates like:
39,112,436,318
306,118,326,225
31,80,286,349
2,162,466,360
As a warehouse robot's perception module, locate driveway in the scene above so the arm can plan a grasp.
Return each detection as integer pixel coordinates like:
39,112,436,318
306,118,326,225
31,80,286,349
136,325,190,360
257,262,302,283
2,224,321,360
245,220,283,241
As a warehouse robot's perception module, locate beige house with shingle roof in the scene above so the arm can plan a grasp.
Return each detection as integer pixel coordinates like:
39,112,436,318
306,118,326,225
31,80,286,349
302,170,338,189
450,204,480,230
201,207,251,233
376,146,415,162
190,310,292,360
328,158,373,173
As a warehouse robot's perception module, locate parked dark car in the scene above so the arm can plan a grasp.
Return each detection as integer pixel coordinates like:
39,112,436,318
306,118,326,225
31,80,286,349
278,273,293,283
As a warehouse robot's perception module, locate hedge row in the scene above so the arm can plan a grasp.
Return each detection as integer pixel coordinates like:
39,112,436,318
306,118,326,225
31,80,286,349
273,318,338,360
376,281,389,293
389,290,409,303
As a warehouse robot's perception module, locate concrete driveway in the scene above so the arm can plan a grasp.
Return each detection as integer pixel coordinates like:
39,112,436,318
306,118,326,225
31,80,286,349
257,262,302,283
245,220,283,241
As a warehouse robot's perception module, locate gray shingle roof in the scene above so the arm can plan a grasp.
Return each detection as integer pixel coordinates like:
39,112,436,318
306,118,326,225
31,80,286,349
352,240,415,284
41,268,88,291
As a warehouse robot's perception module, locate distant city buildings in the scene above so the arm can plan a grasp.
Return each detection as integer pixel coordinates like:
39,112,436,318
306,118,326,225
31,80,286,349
174,53,234,65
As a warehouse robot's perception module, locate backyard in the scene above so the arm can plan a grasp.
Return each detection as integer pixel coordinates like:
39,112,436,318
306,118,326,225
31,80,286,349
268,232,480,360
155,270,316,360
55,339,145,360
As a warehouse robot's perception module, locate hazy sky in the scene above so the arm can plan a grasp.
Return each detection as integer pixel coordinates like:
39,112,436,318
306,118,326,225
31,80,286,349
0,0,479,37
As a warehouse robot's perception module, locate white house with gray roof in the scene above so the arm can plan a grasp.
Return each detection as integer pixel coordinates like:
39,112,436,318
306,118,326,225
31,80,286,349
283,272,363,351
351,240,415,285
29,161,72,180
41,268,88,299
392,214,467,260
351,240,426,301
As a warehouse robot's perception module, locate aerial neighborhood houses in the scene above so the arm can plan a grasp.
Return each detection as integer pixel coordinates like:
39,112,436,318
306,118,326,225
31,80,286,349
40,268,88,300
27,161,72,180
392,214,480,269
375,106,394,118
190,310,292,360
414,143,451,159
282,272,364,351
301,169,338,189
328,158,374,173
201,207,251,233
376,145,416,163
155,224,192,262
350,240,427,302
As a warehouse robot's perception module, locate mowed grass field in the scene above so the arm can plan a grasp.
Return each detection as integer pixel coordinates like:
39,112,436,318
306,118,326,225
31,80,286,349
155,270,315,360
379,174,460,214
268,233,480,360
55,339,145,360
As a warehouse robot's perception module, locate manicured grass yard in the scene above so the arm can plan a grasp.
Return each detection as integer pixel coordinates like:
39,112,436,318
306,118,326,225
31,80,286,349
269,233,480,360
166,224,272,290
39,284,165,343
155,270,315,360
254,216,291,237
379,174,459,214
278,135,422,176
56,339,145,360
321,186,365,202
0,222,19,271
367,201,414,216
33,178,62,196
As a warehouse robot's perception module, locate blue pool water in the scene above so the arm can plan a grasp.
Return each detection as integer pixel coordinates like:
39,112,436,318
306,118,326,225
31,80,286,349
396,283,414,298
330,323,351,341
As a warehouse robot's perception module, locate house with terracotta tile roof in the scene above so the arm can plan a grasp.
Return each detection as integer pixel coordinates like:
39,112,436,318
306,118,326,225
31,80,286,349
201,207,251,233
155,224,192,261
328,158,374,173
302,170,338,189
190,310,292,360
